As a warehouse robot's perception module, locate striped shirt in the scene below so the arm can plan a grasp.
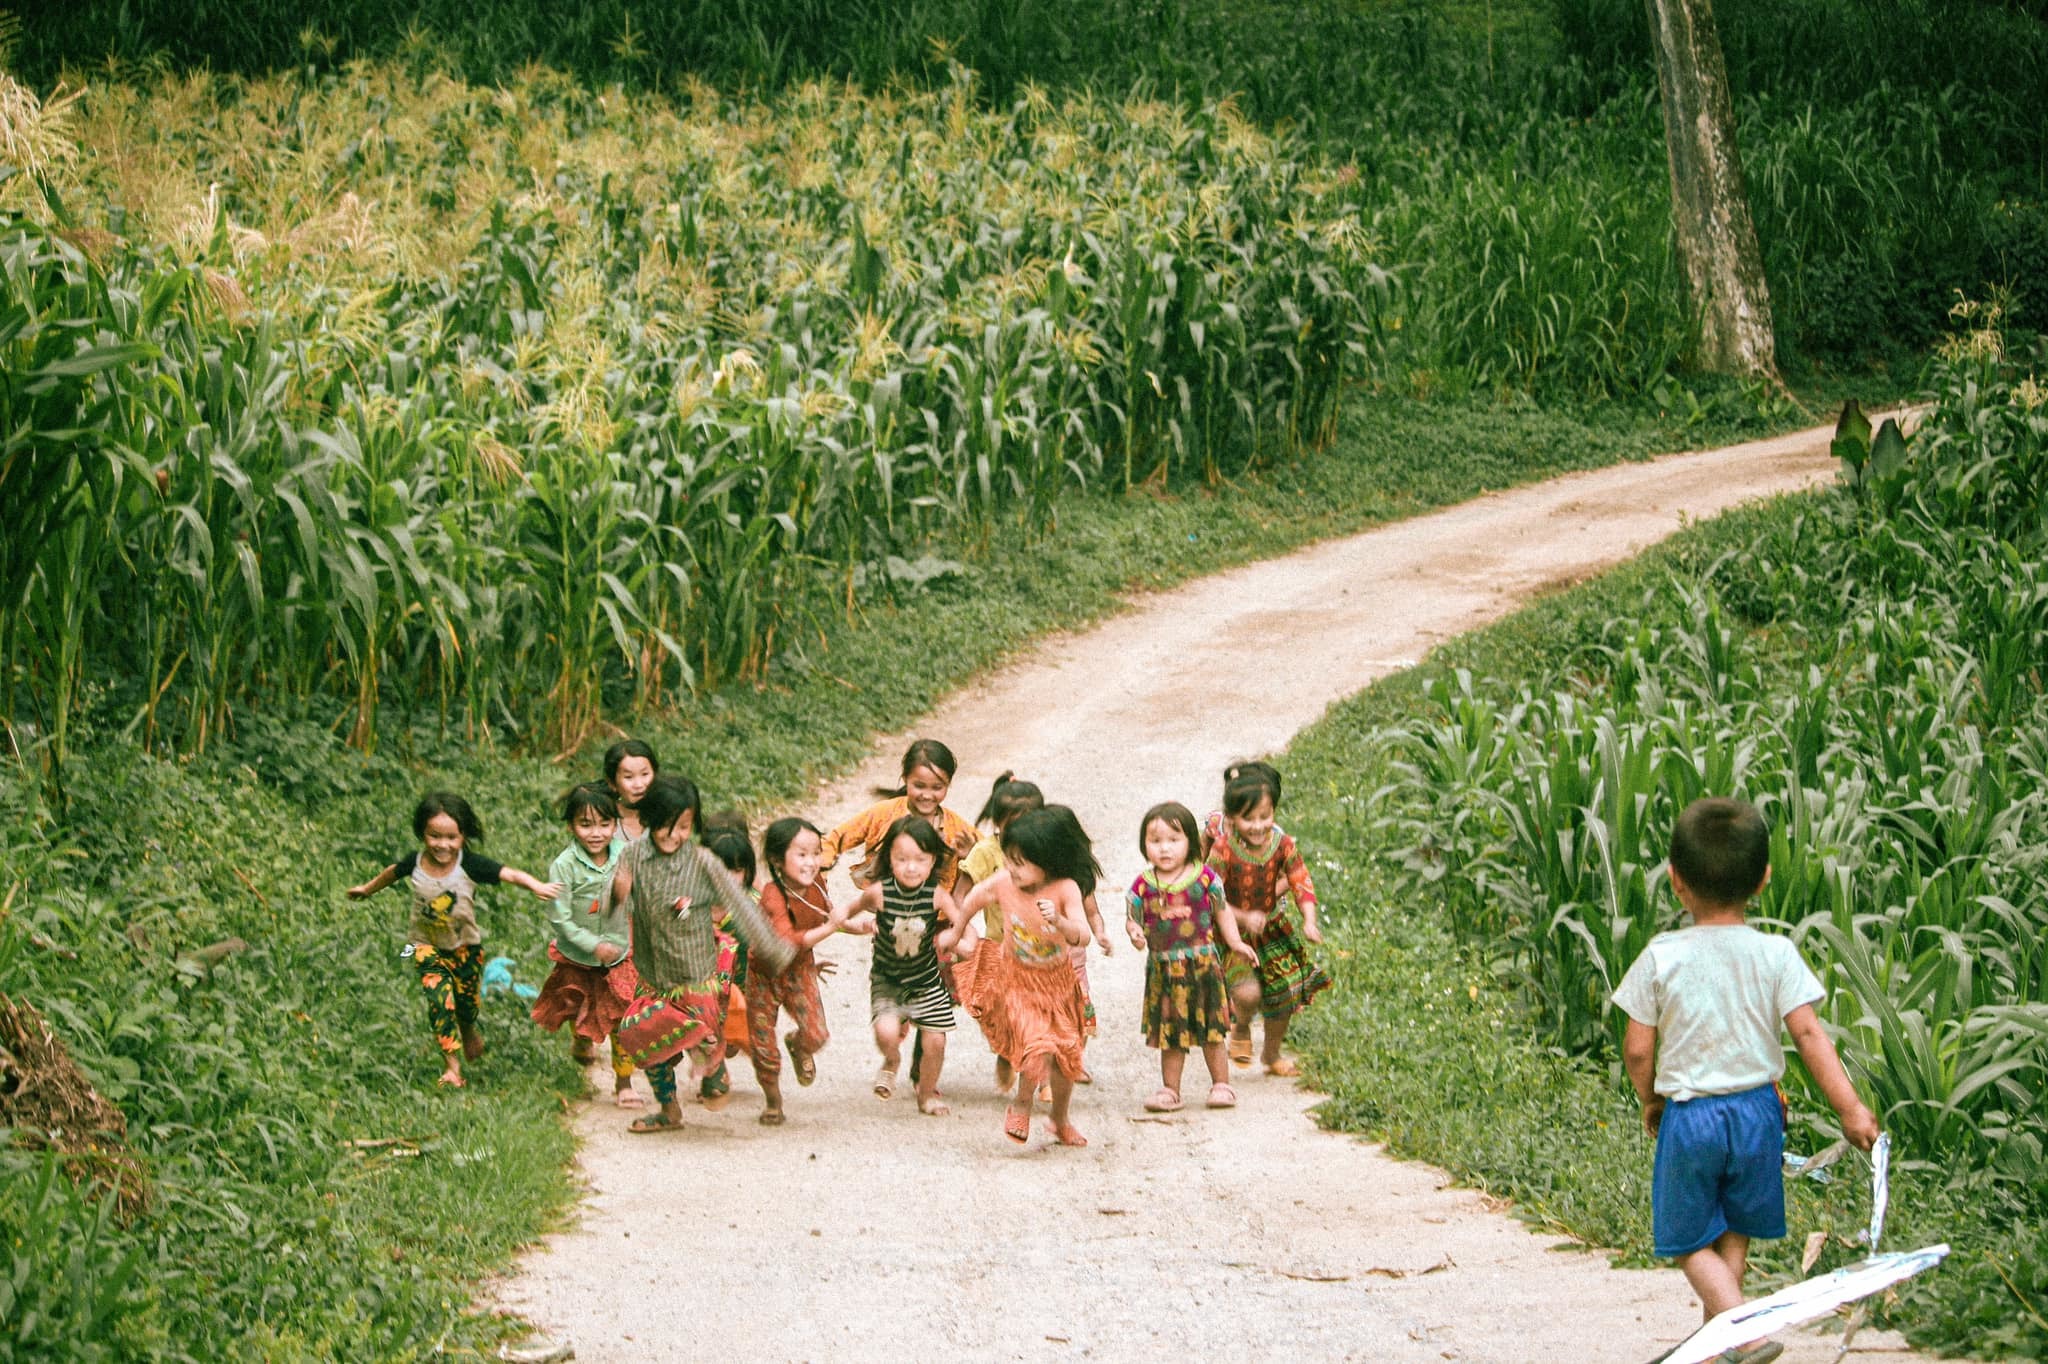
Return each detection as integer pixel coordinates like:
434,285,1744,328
622,838,793,992
870,876,953,1028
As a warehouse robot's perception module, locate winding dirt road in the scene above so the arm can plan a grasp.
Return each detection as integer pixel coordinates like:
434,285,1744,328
492,416,1937,1363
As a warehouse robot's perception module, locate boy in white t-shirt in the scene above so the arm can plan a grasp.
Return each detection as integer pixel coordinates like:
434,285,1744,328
1614,797,1880,1364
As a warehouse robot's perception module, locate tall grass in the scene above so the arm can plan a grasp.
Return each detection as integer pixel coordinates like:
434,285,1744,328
0,61,1387,770
1376,342,2048,1176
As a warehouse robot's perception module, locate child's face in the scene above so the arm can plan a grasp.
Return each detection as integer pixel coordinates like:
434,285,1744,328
421,812,466,865
1144,818,1190,874
612,756,656,809
1229,793,1276,850
572,808,617,858
888,832,936,890
649,811,694,855
1004,850,1046,892
780,828,822,889
903,764,950,819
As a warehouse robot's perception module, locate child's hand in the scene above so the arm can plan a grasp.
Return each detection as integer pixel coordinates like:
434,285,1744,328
1236,909,1267,940
1842,1103,1881,1152
1125,922,1145,952
1035,898,1057,925
846,913,877,936
1231,941,1259,968
1642,1096,1665,1138
594,942,624,965
1096,931,1114,957
534,881,563,902
1301,917,1323,945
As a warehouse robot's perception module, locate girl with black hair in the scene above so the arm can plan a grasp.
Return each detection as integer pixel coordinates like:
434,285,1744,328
844,814,970,1116
531,783,642,1107
347,792,561,1089
611,775,795,1133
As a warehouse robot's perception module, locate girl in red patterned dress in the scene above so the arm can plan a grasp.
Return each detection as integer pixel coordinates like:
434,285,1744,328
1127,801,1257,1112
745,816,871,1125
956,806,1099,1147
1204,762,1330,1077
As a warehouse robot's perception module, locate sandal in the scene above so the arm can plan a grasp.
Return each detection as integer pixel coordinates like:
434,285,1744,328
918,1094,951,1117
787,1032,816,1086
1206,1083,1238,1108
758,1108,786,1127
1051,1121,1089,1147
628,1112,684,1134
1143,1087,1184,1113
1228,1036,1254,1066
1716,1346,1783,1364
1265,1056,1301,1078
873,1066,898,1099
1076,1069,1093,1085
1003,1104,1030,1143
614,1087,645,1109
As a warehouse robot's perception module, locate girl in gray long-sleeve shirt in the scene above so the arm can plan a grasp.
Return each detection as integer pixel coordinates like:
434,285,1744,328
612,774,793,1134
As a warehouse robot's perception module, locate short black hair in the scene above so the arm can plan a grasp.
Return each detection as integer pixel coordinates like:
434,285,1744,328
879,814,948,883
1669,797,1770,907
1139,802,1202,862
414,791,482,843
638,774,702,837
701,813,756,885
1222,760,1282,817
603,738,660,783
559,781,619,825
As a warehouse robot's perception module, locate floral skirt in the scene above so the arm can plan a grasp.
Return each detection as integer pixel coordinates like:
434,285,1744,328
955,939,1087,1080
1223,910,1330,1019
531,945,638,1042
1143,946,1231,1050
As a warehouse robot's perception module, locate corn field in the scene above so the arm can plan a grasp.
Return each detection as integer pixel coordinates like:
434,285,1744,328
1378,346,2048,1185
0,60,1388,762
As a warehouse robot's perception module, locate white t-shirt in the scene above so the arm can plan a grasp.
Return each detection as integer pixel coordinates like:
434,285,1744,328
1611,923,1825,1102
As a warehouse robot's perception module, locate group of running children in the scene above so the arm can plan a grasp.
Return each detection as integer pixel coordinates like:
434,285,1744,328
348,737,1331,1150
350,738,1886,1362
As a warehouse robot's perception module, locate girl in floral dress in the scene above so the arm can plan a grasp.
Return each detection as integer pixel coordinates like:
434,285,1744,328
1204,762,1330,1076
1128,801,1257,1112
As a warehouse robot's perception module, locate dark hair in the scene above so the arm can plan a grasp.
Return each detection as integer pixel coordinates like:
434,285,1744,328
603,739,660,788
873,738,958,799
975,771,1044,828
414,791,483,844
762,816,823,894
559,781,619,825
1001,805,1101,897
1222,760,1283,817
701,812,756,886
637,774,702,837
1139,801,1203,863
1669,797,1770,907
879,814,948,883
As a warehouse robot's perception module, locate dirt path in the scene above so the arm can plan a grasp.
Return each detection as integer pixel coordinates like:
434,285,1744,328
493,416,1936,1363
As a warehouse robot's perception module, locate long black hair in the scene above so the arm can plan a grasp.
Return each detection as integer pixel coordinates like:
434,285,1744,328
1222,759,1283,817
558,781,619,825
762,816,823,895
603,738,660,787
975,771,1044,828
1001,805,1101,897
637,774,702,837
701,812,756,885
414,791,483,844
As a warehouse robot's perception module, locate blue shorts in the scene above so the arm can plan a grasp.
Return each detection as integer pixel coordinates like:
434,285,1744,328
1652,1084,1785,1258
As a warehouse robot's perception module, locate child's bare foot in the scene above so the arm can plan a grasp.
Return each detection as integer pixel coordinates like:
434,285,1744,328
437,1064,465,1089
613,1083,644,1109
460,1027,487,1062
917,1093,950,1117
758,1106,786,1126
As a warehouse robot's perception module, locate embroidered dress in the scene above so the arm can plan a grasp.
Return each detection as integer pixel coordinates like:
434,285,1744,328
532,835,638,1063
1204,817,1331,1019
619,840,791,1086
1128,863,1234,1049
821,798,979,889
868,875,955,1030
954,885,1087,1081
743,881,832,1083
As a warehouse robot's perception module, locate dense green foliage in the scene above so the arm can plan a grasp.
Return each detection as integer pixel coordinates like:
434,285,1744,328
12,0,2046,379
0,393,1807,1358
1292,340,2048,1355
1,64,1381,768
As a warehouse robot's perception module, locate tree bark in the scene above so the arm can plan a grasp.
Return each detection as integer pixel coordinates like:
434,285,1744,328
1644,0,1779,379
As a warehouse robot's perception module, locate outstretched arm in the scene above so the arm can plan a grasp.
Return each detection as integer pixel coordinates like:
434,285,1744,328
499,866,561,901
346,864,399,900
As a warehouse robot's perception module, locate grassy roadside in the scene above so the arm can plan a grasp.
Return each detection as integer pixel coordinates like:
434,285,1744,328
0,384,1900,1358
1283,491,2046,1360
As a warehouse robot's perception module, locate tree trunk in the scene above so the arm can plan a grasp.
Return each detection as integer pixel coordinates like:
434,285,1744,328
1644,0,1779,379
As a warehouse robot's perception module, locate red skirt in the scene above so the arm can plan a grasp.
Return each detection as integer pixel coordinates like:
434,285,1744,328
530,946,638,1041
955,940,1087,1081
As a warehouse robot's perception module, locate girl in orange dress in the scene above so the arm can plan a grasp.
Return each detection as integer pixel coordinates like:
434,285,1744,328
956,805,1099,1147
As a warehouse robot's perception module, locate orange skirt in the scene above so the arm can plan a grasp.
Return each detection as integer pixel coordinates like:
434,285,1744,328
956,940,1087,1081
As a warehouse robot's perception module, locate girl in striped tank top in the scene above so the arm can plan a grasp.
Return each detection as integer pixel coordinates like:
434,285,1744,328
846,815,969,1116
